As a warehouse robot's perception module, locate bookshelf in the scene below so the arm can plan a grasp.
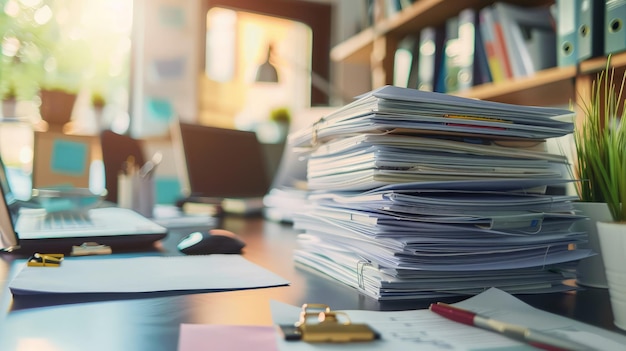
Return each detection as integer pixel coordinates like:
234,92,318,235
331,0,626,107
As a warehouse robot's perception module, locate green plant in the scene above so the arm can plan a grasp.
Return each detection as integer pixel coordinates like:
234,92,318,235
1,1,131,98
91,92,106,108
574,63,626,222
1,84,17,100
270,107,291,124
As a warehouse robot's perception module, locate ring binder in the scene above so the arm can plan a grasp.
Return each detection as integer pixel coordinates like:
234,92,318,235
278,303,380,342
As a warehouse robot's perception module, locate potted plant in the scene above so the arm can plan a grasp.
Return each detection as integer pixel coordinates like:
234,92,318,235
571,66,613,289
91,92,107,131
0,55,40,118
574,63,626,330
1,84,18,118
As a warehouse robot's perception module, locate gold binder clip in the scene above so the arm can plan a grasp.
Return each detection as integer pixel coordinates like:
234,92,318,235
279,303,380,343
27,253,64,267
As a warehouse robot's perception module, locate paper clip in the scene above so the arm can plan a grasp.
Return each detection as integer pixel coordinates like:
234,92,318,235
27,253,64,267
278,303,380,343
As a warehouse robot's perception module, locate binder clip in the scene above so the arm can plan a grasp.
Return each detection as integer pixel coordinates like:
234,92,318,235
27,253,64,267
71,242,112,256
278,303,380,343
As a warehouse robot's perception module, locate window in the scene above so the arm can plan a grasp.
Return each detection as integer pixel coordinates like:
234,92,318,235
201,7,312,143
0,0,133,195
198,0,332,131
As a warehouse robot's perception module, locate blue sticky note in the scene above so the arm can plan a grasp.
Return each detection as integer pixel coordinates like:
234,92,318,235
155,177,183,204
146,97,174,122
50,139,88,176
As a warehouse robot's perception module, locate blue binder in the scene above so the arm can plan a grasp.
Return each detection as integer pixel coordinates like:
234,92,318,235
578,0,605,61
605,0,626,55
556,0,579,67
417,25,445,92
442,15,461,93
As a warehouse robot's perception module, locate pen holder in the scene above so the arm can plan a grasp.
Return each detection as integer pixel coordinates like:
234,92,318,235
117,172,155,218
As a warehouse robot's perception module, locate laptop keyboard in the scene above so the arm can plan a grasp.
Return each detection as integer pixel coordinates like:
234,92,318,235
41,211,94,230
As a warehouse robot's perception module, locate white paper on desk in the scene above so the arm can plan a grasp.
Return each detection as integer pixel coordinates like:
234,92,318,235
9,255,289,295
270,288,626,351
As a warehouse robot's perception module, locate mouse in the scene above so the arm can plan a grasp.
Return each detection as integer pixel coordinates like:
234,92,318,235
177,229,245,255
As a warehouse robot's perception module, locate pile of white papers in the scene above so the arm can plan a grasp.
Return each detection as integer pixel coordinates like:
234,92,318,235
290,86,591,300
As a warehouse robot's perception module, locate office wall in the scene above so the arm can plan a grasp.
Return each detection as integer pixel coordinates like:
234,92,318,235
130,0,201,138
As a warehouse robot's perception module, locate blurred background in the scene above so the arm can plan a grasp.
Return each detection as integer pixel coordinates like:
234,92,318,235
0,0,370,201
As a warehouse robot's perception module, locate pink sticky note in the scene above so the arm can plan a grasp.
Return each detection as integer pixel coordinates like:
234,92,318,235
178,324,279,351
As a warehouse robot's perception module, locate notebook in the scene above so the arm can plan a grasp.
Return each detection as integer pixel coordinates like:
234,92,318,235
171,121,271,212
0,155,167,253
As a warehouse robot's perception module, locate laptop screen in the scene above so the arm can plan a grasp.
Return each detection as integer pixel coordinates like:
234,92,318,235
0,156,20,251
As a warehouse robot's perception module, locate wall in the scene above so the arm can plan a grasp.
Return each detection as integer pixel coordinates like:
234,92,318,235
130,0,201,138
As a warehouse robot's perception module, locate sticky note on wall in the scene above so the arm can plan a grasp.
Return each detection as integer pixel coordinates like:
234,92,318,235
146,97,174,122
50,139,88,176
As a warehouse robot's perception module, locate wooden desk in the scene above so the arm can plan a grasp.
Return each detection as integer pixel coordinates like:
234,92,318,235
0,217,622,351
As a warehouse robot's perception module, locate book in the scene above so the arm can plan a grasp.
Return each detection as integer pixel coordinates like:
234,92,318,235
473,10,493,86
416,25,445,92
479,6,508,82
442,15,461,93
493,2,557,78
393,35,418,88
489,6,514,79
178,196,265,216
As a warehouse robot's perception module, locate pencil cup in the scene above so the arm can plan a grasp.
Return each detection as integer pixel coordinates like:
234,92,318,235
117,173,155,218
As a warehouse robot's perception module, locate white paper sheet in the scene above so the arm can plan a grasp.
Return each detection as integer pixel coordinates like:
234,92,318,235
9,255,289,295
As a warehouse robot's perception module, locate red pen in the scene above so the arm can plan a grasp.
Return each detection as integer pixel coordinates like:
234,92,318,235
429,302,595,351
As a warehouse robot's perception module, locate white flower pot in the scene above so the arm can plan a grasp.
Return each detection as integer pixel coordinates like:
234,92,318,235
1,98,17,118
573,202,611,288
597,221,626,331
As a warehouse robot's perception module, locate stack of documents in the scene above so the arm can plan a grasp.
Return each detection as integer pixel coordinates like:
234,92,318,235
290,86,591,300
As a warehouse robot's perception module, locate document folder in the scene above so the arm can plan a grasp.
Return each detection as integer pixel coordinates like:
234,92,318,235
578,0,605,61
556,0,578,67
442,15,461,93
417,26,444,92
605,0,626,54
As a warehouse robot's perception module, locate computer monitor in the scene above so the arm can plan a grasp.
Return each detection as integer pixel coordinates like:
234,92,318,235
171,122,270,199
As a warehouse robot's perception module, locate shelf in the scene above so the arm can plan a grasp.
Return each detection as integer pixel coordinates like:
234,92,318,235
331,0,553,64
330,27,375,63
455,65,578,106
331,0,626,109
579,51,626,75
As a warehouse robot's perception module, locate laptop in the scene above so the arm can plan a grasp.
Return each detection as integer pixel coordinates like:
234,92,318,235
0,155,167,253
171,121,271,211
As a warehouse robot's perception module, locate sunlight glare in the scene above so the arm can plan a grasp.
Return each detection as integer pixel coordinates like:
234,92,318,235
1,36,20,57
33,4,52,25
4,0,20,17
18,0,41,9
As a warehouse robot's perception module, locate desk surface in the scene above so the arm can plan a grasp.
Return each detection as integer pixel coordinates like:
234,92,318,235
0,216,622,351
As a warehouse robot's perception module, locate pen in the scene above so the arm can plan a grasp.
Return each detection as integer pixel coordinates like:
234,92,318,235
139,151,163,178
429,302,595,351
